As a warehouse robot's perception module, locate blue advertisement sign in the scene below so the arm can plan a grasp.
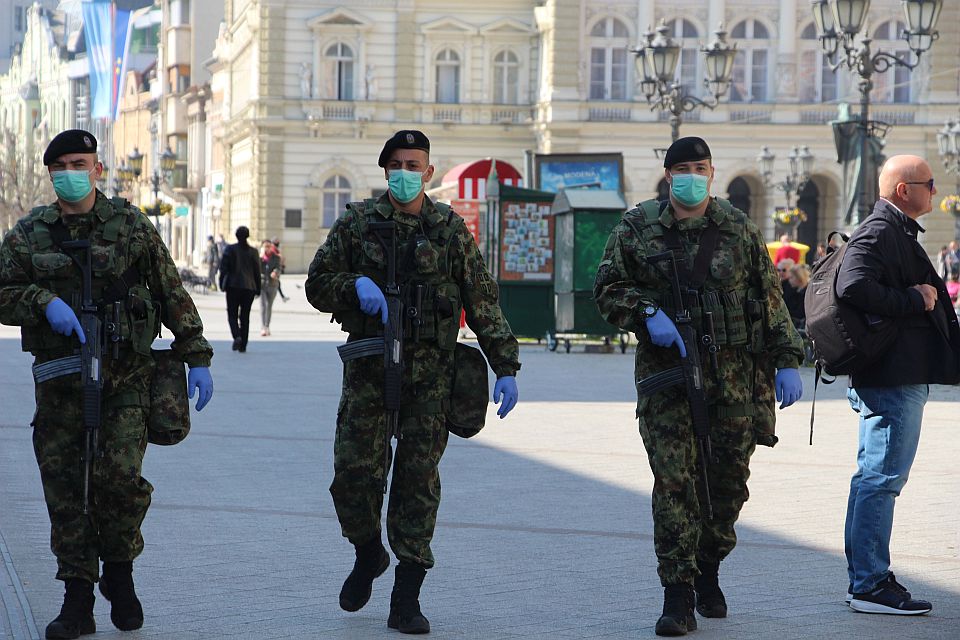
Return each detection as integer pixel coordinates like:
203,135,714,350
535,153,624,193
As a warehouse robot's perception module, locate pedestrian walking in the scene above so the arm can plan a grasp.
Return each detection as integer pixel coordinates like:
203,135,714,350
305,129,520,634
271,236,291,302
218,226,261,352
259,239,281,336
0,129,214,639
203,235,220,290
837,155,960,615
594,136,803,636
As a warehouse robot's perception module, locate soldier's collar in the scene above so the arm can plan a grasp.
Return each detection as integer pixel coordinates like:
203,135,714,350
375,194,443,227
659,197,726,227
44,191,115,224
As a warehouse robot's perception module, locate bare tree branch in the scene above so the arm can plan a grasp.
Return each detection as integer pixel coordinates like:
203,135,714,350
0,128,54,235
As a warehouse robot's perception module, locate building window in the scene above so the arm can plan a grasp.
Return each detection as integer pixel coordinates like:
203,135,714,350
799,23,845,103
435,49,461,104
729,20,771,103
664,19,701,96
170,0,190,27
870,21,912,104
323,42,354,101
589,17,630,101
322,175,352,227
727,177,752,217
493,50,520,104
284,208,302,228
14,6,25,32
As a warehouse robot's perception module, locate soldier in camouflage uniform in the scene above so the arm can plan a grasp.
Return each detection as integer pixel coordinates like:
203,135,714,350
306,130,520,634
594,137,803,636
0,130,214,640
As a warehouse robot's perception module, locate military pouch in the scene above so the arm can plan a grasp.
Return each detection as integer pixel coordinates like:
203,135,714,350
434,283,462,351
721,290,749,346
746,297,765,353
127,284,159,356
701,291,727,345
148,348,191,445
446,343,489,438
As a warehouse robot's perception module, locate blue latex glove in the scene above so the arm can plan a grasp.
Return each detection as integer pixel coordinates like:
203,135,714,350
493,376,518,419
644,310,686,357
355,276,388,325
187,366,214,411
44,297,86,343
775,368,802,409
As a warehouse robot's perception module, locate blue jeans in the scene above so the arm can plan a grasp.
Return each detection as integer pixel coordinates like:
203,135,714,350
845,385,928,593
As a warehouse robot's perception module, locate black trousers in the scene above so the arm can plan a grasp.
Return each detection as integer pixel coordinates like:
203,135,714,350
226,288,256,349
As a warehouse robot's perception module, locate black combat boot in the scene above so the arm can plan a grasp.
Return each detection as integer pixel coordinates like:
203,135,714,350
387,562,430,634
694,561,727,618
45,578,96,640
339,535,390,612
99,561,144,631
655,584,697,637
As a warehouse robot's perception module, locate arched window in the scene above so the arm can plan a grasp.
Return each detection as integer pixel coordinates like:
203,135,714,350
871,21,911,103
798,23,844,103
795,180,820,256
323,43,354,100
322,175,352,227
729,19,771,102
589,17,630,101
435,49,461,104
727,177,752,216
664,19,701,96
493,50,520,104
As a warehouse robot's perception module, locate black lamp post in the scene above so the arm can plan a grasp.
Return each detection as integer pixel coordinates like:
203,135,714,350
810,0,943,223
758,145,815,210
633,21,738,143
127,146,176,228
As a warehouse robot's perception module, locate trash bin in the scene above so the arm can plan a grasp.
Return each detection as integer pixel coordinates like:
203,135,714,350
552,189,626,338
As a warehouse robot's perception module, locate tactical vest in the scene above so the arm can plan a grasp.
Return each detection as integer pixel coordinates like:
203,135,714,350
334,199,464,351
20,199,160,357
624,198,767,352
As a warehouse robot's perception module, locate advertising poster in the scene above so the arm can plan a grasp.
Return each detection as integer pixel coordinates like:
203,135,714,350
499,201,554,282
534,153,624,193
451,199,481,244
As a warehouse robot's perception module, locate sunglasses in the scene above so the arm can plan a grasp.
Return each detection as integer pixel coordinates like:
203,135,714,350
903,179,935,191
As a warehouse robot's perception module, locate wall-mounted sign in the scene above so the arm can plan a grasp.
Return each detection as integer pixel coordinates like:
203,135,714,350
534,152,624,193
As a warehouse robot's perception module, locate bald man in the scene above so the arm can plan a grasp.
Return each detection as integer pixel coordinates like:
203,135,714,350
836,155,960,615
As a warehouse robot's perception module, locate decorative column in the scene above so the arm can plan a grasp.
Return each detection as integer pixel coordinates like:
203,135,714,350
776,0,798,101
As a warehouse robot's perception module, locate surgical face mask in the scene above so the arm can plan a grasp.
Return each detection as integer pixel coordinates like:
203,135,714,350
51,169,95,202
669,173,710,207
388,169,425,204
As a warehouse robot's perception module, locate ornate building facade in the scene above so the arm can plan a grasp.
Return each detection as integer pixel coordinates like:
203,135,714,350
212,0,960,271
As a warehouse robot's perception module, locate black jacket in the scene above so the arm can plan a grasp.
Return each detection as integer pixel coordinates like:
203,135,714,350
218,242,261,294
837,200,960,387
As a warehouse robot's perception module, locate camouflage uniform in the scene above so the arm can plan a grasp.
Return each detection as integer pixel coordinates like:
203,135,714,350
595,197,802,586
306,193,519,568
0,191,213,583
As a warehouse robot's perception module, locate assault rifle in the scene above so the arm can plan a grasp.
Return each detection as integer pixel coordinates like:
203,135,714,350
636,250,717,520
60,239,103,515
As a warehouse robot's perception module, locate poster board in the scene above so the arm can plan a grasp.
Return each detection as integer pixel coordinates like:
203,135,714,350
451,199,481,243
498,200,554,282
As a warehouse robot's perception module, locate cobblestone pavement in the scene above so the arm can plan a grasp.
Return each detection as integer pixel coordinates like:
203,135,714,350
1,276,958,639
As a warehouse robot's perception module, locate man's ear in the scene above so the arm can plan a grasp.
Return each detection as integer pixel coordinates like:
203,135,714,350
663,168,671,184
424,165,435,182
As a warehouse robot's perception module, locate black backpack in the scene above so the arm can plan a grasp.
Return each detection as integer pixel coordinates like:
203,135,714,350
803,230,900,377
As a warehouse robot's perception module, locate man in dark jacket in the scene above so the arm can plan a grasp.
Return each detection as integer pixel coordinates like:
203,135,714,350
837,154,960,616
218,226,261,352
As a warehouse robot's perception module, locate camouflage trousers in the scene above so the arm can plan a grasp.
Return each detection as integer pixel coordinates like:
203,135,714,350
638,387,757,587
331,342,453,569
32,361,153,584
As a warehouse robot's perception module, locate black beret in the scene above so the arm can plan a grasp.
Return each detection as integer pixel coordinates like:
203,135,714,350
43,129,98,166
663,136,711,168
378,130,430,168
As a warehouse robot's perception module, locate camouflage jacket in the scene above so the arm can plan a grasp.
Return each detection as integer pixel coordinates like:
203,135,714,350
306,193,520,378
0,191,213,367
595,197,803,375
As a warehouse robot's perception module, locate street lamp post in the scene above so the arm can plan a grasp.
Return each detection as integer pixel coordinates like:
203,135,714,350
126,146,176,229
810,0,943,223
937,118,960,239
758,145,815,210
633,22,738,143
